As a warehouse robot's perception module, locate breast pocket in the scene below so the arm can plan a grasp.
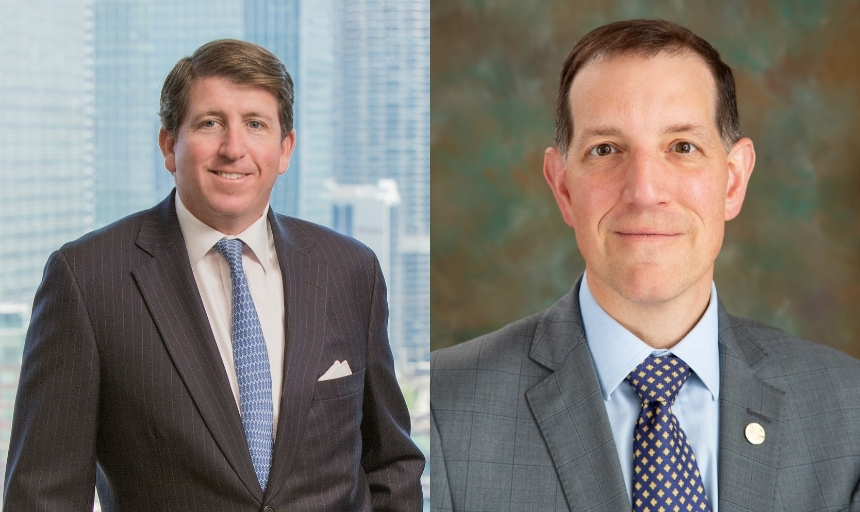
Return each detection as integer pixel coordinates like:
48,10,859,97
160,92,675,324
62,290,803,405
313,368,365,401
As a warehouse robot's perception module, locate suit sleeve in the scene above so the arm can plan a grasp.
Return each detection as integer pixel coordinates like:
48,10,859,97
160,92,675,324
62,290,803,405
3,250,100,511
359,257,425,510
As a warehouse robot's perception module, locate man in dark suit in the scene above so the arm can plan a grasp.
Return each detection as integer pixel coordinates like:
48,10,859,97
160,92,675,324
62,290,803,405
4,39,424,511
431,20,860,511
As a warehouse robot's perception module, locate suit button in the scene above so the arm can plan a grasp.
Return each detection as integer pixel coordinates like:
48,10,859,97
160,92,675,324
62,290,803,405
262,507,274,512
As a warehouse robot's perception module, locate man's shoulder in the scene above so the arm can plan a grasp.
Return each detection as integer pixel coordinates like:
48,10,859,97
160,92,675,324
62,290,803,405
269,213,384,294
720,309,860,383
56,200,379,267
431,283,587,403
270,212,375,261
432,310,544,373
430,309,556,414
58,206,160,257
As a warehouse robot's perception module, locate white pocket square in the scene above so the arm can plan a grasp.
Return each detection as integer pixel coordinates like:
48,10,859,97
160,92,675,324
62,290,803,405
318,360,352,381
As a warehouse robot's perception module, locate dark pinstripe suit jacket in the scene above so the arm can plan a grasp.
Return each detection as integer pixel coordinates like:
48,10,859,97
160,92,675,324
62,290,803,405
431,277,860,511
4,193,424,511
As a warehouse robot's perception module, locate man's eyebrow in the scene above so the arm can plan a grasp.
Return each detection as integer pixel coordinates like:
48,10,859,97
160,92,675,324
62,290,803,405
571,127,622,152
242,111,275,120
189,110,225,120
188,110,276,121
571,124,713,151
663,123,710,138
579,127,623,139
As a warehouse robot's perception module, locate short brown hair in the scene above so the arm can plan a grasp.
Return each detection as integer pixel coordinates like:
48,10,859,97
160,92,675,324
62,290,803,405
159,39,294,139
555,19,741,156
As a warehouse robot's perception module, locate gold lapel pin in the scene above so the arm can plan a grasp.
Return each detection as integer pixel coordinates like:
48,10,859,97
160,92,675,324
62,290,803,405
745,422,765,445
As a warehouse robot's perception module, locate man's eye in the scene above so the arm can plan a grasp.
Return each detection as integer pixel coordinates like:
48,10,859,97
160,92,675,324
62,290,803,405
673,141,698,154
202,120,217,128
589,144,616,157
248,121,262,129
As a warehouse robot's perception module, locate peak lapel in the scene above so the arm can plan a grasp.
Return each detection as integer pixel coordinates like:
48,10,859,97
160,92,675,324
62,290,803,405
131,194,263,501
717,306,784,511
263,213,327,502
525,281,629,510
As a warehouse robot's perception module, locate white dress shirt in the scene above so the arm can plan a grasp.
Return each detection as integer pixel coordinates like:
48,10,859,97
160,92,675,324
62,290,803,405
175,195,285,435
579,271,720,509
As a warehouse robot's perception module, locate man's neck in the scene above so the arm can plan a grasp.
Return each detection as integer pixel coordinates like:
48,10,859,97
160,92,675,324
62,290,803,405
175,190,267,236
585,271,713,349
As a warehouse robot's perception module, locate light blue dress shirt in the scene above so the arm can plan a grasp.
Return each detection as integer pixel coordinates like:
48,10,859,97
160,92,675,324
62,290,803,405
579,272,720,510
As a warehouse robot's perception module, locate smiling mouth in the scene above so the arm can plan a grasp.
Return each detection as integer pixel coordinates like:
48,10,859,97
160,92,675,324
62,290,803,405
615,232,681,239
213,171,246,180
618,232,677,236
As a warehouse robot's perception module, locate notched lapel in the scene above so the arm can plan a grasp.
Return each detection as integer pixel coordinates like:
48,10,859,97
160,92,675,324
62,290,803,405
264,213,329,502
525,281,629,511
131,195,263,501
717,307,785,512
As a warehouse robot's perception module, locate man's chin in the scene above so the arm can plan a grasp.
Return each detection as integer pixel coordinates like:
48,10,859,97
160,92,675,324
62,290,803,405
617,286,683,305
602,269,691,305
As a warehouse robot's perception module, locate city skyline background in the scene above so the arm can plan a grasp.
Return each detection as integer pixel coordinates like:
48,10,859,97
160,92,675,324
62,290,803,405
0,0,429,506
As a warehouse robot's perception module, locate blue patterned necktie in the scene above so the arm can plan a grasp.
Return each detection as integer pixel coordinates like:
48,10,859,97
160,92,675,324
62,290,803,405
626,355,710,512
213,238,274,490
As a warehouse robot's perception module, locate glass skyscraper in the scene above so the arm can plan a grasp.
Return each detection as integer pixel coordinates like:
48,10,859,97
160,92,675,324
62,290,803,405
0,0,94,307
333,0,430,367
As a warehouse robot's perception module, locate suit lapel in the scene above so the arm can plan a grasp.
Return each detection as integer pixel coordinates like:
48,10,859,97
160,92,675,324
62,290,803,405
131,194,263,501
521,284,788,510
717,306,785,511
263,212,327,502
524,281,630,510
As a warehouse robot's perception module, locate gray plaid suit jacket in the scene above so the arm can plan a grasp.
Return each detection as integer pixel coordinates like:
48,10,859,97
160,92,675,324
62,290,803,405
4,192,424,511
431,277,860,511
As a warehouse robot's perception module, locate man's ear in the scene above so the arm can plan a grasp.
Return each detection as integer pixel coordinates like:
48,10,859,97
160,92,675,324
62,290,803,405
279,129,296,176
158,128,177,174
724,137,755,221
543,146,577,229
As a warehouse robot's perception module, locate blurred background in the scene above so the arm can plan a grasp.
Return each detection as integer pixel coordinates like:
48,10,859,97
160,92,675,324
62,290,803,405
431,0,860,360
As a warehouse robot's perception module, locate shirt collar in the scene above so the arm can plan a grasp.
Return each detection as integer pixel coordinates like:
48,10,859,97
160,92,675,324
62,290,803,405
579,271,720,402
175,193,273,274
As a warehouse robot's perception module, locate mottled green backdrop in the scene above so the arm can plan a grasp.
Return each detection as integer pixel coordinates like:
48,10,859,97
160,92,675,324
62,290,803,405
431,0,860,358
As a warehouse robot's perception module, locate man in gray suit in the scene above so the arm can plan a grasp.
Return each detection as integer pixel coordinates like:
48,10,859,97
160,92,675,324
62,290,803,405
431,19,860,511
4,40,424,511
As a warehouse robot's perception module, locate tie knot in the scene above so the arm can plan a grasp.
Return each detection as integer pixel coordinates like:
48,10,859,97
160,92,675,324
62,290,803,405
626,355,691,406
213,238,245,274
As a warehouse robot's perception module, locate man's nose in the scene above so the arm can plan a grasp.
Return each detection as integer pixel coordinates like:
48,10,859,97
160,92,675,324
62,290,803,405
219,125,247,160
620,149,672,206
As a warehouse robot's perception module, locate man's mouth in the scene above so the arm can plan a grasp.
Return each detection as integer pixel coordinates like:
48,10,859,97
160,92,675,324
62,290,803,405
214,171,245,180
614,230,681,240
618,232,676,236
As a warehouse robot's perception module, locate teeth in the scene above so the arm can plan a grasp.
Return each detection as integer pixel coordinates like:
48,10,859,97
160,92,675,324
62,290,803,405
216,172,243,180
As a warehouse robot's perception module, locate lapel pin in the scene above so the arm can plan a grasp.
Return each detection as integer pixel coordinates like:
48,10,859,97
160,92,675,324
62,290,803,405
745,422,765,445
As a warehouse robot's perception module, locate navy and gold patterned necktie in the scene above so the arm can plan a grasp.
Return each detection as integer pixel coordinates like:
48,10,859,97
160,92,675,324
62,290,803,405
626,355,710,512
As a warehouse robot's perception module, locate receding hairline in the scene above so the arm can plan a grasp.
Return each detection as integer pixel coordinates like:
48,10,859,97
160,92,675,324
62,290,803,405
564,49,725,154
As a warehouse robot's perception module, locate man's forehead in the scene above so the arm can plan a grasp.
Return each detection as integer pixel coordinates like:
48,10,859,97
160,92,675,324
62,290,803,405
185,77,279,111
191,74,276,91
571,50,714,93
567,52,719,137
